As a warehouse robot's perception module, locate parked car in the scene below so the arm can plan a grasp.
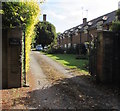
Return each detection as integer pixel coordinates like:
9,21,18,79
36,45,43,51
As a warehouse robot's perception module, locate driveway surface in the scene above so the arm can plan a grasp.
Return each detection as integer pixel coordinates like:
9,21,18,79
26,51,120,110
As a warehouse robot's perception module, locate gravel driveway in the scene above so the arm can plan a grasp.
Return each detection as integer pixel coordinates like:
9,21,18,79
25,51,120,110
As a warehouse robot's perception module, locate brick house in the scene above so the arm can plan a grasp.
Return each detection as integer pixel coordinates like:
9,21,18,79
57,10,116,49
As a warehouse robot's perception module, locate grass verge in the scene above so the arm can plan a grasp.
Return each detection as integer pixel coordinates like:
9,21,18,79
45,53,89,74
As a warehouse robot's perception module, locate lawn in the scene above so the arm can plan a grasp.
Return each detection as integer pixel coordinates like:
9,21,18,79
46,54,89,74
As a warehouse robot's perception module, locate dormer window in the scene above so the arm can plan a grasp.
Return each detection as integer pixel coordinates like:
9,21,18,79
65,31,68,34
88,22,93,26
74,30,78,35
75,29,79,32
102,16,108,21
63,34,65,37
97,21,104,30
70,28,74,31
78,26,82,29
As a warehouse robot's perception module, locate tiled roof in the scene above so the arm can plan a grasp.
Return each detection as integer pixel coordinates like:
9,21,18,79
89,10,116,29
58,10,116,38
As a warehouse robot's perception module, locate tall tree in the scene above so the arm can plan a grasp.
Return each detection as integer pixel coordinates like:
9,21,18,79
35,21,57,48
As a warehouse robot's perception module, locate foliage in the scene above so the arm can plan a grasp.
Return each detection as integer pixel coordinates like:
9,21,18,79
116,9,120,17
57,32,61,36
2,2,40,28
47,43,88,55
80,43,87,55
66,47,76,54
110,21,120,32
35,21,57,48
47,47,64,54
111,9,120,31
2,1,41,84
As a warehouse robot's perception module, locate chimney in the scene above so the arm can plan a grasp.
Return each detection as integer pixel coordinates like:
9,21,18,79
43,14,46,21
83,18,87,25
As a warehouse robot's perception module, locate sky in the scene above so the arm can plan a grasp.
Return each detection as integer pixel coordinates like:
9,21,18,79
39,0,120,33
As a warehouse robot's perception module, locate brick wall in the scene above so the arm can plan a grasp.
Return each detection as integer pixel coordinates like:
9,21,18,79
72,34,80,45
2,29,8,88
2,27,22,88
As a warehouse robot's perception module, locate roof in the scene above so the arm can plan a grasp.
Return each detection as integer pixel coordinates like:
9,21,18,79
58,10,116,38
88,10,116,29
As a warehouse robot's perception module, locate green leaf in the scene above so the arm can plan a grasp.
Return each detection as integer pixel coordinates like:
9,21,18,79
20,16,25,22
0,10,4,14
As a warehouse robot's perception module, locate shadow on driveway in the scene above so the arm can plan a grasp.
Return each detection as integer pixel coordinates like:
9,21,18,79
12,75,120,109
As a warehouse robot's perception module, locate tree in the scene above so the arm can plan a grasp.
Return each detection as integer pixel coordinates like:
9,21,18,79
57,32,61,36
2,2,40,28
35,21,57,48
111,9,120,31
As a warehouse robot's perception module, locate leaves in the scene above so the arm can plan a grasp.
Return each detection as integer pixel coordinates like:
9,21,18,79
35,21,57,48
2,1,40,29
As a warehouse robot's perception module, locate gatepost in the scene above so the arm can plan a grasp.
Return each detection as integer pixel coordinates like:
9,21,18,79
2,27,22,88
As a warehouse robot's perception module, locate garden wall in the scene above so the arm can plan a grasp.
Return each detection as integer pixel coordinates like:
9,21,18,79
2,28,22,88
90,31,120,83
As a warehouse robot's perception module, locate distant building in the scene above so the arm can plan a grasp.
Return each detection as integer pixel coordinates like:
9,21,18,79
57,10,116,49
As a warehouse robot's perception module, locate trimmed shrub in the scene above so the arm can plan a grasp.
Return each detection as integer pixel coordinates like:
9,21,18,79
47,47,64,54
76,43,87,55
66,47,76,54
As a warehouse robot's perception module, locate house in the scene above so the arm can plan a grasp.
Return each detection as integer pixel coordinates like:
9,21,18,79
57,10,116,49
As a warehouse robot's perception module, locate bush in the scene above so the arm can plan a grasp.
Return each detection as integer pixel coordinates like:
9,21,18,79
111,9,120,32
66,47,76,54
110,21,120,32
76,43,87,55
47,47,64,54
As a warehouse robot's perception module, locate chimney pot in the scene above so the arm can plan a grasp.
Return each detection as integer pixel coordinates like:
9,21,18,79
83,18,87,24
43,14,46,21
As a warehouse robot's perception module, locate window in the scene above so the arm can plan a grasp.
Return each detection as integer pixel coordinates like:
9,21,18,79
73,44,76,48
68,43,71,48
64,44,67,48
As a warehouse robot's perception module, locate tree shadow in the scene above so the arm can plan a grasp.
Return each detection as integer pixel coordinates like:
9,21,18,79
12,75,120,110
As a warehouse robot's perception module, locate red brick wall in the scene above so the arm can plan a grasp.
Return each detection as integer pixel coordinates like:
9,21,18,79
81,32,88,43
72,34,80,44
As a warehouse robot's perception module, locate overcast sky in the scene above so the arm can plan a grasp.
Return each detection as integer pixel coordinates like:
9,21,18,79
39,0,119,33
